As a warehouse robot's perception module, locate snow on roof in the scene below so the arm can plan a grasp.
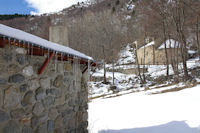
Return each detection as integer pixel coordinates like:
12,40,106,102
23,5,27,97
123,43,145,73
140,41,155,49
0,24,93,61
158,39,180,49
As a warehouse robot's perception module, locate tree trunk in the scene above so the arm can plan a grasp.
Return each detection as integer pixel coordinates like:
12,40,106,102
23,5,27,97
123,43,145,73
196,16,200,60
112,60,114,85
142,38,146,83
162,19,169,78
153,45,155,65
102,45,107,84
135,43,143,84
112,49,115,85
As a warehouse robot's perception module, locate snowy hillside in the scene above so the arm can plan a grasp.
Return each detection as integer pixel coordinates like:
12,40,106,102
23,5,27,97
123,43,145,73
89,43,200,99
117,44,135,65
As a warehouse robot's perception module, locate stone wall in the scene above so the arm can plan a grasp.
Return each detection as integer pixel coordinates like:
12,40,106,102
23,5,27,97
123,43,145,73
0,45,88,133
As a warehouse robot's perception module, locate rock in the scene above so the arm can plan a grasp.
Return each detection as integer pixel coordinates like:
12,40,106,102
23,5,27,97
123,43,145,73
20,116,31,125
31,116,39,129
68,98,76,107
38,113,48,124
32,102,44,116
82,111,88,122
145,86,150,90
16,48,27,54
64,63,72,72
22,126,33,133
4,87,21,109
28,79,40,90
23,66,34,76
21,91,34,107
8,74,25,83
3,53,12,62
57,63,64,73
16,54,27,65
55,115,64,128
2,120,20,133
7,64,20,74
42,96,54,108
46,88,60,97
63,113,76,129
40,78,50,89
54,128,65,133
20,84,28,93
53,75,63,88
31,114,48,129
55,95,65,105
191,79,197,84
0,90,3,107
56,103,69,113
61,108,73,118
0,78,7,85
63,76,73,87
0,110,10,123
10,108,26,119
48,107,58,120
76,112,82,122
35,88,46,101
35,122,47,133
73,106,79,112
47,120,54,132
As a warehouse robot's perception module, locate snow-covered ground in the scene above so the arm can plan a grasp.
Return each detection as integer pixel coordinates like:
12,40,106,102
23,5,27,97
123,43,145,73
88,85,200,133
89,43,200,133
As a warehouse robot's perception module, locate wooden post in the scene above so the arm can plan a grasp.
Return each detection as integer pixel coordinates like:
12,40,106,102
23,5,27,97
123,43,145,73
0,37,5,48
38,52,54,75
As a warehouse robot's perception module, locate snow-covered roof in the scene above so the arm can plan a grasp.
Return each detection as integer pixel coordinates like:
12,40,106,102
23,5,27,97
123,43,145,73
140,41,155,49
158,39,180,49
0,24,93,61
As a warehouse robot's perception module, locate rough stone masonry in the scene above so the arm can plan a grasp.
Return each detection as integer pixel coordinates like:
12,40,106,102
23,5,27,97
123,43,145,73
0,45,89,133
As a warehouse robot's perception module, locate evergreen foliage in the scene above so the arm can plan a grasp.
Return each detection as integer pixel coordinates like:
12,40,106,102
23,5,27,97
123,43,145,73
0,14,31,20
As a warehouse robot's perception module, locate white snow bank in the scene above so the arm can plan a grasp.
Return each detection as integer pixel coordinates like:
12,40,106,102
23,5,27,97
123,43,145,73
158,39,180,49
0,24,93,60
89,85,200,133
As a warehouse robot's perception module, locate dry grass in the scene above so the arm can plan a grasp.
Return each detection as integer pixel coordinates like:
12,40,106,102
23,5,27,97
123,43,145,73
152,83,198,95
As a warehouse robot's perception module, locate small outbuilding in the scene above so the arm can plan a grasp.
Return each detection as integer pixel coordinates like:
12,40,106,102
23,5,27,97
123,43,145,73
137,39,182,65
0,24,95,133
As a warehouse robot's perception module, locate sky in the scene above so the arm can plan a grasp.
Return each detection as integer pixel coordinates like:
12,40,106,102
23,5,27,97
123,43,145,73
0,0,87,15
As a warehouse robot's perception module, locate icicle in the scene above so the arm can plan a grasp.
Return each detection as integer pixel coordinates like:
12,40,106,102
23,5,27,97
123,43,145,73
41,46,43,56
27,42,30,62
8,38,11,49
88,59,90,82
31,44,34,59
61,53,64,73
47,49,50,58
55,51,57,73
27,42,30,55
13,39,16,57
62,53,65,73
73,57,76,87
88,59,91,91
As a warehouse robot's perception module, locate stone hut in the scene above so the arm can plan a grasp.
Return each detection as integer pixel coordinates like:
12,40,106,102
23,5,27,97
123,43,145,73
0,24,95,133
137,39,182,65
